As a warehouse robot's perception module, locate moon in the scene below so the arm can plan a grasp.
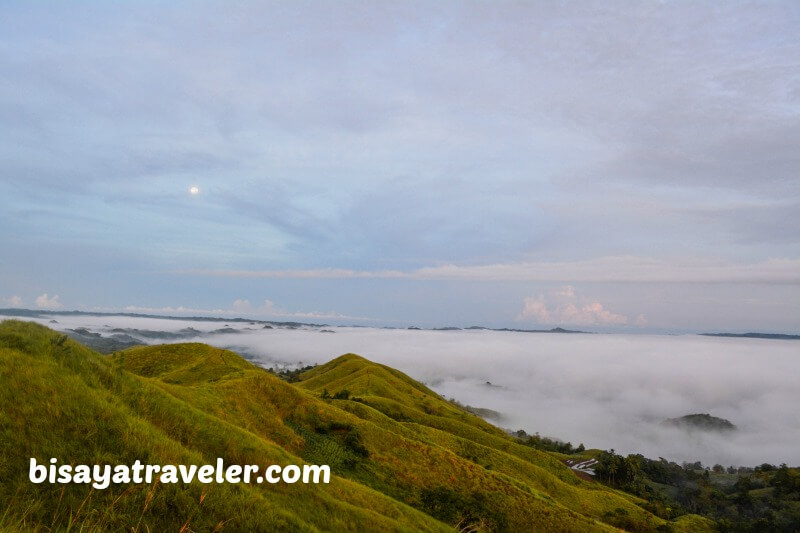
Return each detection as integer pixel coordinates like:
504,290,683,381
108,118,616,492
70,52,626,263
189,186,200,195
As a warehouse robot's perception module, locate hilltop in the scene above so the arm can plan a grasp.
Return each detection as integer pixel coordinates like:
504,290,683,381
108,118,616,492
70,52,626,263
0,320,713,531
700,332,800,340
661,413,737,432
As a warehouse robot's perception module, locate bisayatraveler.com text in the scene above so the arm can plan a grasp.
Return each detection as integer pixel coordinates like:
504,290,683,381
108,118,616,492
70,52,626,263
29,458,330,489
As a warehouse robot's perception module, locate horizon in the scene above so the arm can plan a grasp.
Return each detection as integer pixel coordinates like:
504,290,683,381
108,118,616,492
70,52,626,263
1,307,798,337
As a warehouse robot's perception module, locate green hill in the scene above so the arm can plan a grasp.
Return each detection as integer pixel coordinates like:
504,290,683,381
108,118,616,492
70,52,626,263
660,413,737,432
0,321,713,531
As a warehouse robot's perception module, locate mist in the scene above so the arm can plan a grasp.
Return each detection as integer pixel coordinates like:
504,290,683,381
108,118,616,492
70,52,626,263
12,313,800,467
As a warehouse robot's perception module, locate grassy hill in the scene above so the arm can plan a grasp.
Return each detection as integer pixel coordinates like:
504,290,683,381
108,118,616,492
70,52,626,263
0,321,714,531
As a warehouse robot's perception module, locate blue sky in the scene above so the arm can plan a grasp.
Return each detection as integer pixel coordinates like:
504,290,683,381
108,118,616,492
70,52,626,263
1,1,799,331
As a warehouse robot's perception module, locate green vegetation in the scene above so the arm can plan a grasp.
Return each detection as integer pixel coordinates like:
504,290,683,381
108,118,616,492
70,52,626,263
590,450,800,531
1,321,718,531
268,363,318,383
660,414,737,432
448,398,505,423
512,430,586,455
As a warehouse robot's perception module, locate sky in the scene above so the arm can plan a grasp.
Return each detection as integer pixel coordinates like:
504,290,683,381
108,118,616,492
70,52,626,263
1,1,799,332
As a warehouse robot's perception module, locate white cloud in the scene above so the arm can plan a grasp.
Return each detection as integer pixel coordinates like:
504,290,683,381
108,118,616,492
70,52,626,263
261,300,278,315
517,286,633,327
232,299,252,312
123,305,232,315
122,299,368,322
2,295,23,307
231,299,277,315
230,298,367,321
34,293,62,309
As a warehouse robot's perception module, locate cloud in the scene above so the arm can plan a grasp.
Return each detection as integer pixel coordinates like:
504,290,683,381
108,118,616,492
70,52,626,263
229,299,369,321
2,296,23,307
232,299,253,312
123,301,284,318
21,313,800,467
230,299,275,315
34,293,62,309
517,286,632,327
179,257,800,284
122,299,369,322
122,305,233,315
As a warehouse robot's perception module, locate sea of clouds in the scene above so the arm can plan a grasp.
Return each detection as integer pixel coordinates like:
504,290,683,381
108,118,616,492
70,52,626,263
11,313,800,467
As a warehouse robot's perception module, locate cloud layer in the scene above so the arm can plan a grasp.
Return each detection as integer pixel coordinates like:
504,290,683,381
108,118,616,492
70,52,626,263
11,314,799,467
121,299,367,322
181,257,800,284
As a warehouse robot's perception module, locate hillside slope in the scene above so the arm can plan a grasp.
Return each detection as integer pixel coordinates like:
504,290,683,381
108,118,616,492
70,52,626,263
0,321,447,532
0,321,713,531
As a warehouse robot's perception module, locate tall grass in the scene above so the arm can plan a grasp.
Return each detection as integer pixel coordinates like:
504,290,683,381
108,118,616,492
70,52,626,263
0,321,715,532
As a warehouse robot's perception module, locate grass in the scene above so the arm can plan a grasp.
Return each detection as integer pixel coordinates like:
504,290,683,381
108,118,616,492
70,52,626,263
0,320,716,532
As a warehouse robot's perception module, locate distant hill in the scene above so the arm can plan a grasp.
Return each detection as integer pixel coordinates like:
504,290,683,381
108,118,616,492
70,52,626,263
65,327,142,353
0,308,327,328
464,325,590,333
0,320,714,532
0,308,594,334
661,413,737,432
701,332,800,340
492,326,590,334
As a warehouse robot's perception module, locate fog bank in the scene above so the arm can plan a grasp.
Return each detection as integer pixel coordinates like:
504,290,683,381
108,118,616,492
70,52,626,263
11,313,799,467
